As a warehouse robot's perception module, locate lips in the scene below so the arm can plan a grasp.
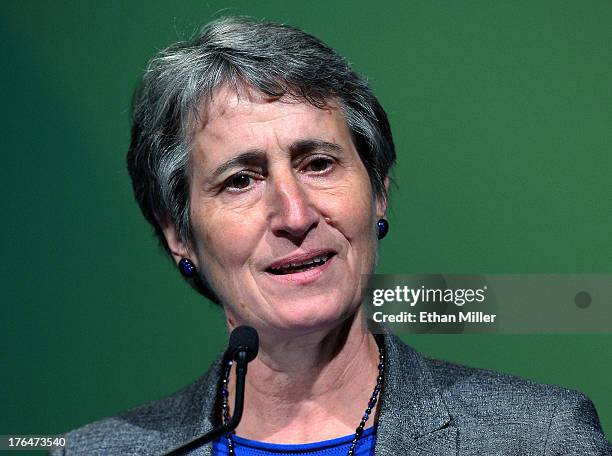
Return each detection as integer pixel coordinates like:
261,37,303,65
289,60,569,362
266,250,336,275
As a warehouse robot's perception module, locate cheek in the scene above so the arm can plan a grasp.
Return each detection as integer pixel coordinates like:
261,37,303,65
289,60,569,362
327,181,377,238
191,204,261,270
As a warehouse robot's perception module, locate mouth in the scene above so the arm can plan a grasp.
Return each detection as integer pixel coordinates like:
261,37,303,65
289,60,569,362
266,251,336,275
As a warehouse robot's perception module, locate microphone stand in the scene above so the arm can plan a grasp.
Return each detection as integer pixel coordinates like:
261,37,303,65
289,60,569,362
162,350,249,456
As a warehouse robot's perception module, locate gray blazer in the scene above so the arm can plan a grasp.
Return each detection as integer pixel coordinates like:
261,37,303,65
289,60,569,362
51,334,611,455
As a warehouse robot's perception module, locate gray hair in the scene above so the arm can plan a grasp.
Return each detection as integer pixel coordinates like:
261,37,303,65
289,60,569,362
127,16,396,303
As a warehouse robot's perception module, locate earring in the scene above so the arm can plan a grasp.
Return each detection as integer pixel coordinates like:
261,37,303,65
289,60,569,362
377,218,389,240
178,258,197,277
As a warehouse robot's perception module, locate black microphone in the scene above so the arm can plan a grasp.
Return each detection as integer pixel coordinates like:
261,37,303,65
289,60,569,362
162,326,259,456
229,325,259,362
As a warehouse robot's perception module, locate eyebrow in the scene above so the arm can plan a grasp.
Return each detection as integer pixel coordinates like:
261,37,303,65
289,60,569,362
289,139,342,155
211,150,267,179
210,139,342,178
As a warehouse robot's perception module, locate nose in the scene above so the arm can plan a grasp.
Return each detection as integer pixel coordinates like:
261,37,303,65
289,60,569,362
266,172,319,242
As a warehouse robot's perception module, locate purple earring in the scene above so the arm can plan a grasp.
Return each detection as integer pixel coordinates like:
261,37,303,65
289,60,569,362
377,218,389,240
178,258,197,277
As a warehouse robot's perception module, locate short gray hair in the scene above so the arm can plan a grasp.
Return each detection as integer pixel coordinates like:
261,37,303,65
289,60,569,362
127,16,396,302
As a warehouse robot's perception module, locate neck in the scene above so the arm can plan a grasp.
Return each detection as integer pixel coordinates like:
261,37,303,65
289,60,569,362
226,312,382,443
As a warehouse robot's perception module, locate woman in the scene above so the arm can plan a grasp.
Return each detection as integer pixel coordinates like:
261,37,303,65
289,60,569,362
51,17,610,456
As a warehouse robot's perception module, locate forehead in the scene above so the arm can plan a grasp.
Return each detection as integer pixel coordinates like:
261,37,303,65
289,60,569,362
193,86,353,160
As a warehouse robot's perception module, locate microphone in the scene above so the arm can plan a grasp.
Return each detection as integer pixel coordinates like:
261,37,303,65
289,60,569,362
229,325,259,362
162,326,259,456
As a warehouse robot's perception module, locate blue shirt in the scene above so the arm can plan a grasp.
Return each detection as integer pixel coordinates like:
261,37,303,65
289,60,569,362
213,426,376,456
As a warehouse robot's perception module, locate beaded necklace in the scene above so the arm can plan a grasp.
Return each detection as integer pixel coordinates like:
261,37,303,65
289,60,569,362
220,334,385,456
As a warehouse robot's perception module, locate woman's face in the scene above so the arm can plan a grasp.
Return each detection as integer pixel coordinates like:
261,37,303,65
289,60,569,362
165,88,386,336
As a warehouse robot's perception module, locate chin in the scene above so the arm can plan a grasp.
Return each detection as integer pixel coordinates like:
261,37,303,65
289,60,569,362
266,300,359,335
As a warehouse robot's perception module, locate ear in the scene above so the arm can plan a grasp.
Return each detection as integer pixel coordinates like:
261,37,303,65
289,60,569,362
158,217,198,268
375,176,390,219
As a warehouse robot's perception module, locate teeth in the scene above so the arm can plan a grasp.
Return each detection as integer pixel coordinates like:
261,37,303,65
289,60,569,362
271,254,331,273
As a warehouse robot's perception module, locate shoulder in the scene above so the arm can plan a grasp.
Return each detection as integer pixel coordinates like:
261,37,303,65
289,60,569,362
50,355,224,456
425,355,581,415
425,356,611,453
411,342,611,453
426,355,572,412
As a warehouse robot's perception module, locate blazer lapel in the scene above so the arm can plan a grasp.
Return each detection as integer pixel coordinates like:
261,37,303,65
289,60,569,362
160,354,226,456
374,334,458,456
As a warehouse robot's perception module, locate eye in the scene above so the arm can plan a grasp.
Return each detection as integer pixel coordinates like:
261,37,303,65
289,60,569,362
303,157,333,173
225,173,253,191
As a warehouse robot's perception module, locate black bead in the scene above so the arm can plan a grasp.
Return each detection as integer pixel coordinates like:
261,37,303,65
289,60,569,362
178,258,197,277
377,218,389,240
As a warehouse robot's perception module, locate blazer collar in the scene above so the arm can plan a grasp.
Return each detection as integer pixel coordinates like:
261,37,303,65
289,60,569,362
374,333,457,455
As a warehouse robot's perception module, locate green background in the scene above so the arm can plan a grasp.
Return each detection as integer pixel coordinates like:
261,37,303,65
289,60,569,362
2,0,611,445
